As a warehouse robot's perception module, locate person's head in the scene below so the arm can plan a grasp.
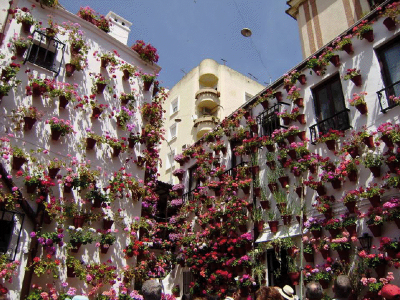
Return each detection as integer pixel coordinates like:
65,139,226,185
333,275,352,299
278,285,295,300
305,281,323,300
255,286,284,300
379,284,400,300
226,286,240,300
142,279,162,300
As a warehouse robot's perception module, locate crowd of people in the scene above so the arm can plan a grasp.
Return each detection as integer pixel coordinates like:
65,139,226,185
138,276,400,300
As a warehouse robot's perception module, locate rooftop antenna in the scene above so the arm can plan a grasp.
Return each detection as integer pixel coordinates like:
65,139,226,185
221,58,227,65
248,73,258,81
180,69,187,75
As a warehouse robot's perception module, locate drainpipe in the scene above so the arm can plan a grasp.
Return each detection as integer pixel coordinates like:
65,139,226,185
0,1,13,46
299,178,304,300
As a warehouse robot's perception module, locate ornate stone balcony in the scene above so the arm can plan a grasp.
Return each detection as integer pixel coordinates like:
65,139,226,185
195,88,220,109
193,116,219,139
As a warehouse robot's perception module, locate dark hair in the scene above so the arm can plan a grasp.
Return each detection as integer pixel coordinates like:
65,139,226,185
305,281,324,300
226,286,237,297
334,275,352,298
256,286,284,300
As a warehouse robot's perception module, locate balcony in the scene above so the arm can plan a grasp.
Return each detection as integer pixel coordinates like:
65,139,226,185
377,79,400,113
309,109,351,144
199,59,219,87
195,88,220,109
194,116,219,139
256,102,290,137
222,161,249,178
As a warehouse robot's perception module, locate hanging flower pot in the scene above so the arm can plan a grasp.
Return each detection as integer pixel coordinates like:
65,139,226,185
23,117,37,131
316,185,326,196
311,229,322,238
261,100,269,109
15,45,27,57
92,107,103,119
266,161,276,170
268,183,278,193
348,170,358,182
241,186,250,195
387,162,398,173
304,252,314,263
288,149,297,160
281,215,292,225
294,97,304,108
101,57,110,68
50,128,63,141
238,224,247,233
375,264,386,278
330,55,341,67
48,167,59,179
86,137,97,150
363,136,374,148
355,103,368,114
347,146,359,159
345,224,357,237
286,135,296,143
298,74,306,85
345,201,356,213
260,200,270,209
46,27,56,38
337,249,350,262
394,218,400,229
368,195,380,207
275,91,283,102
288,272,300,286
250,124,258,133
324,209,333,219
71,242,82,253
268,220,279,233
31,83,43,97
266,144,275,152
295,186,303,198
64,184,72,193
43,211,52,224
96,83,107,94
351,75,362,87
369,166,381,178
59,95,69,109
112,146,121,157
256,220,265,232
282,117,291,126
65,63,76,77
21,20,32,33
26,183,37,194
67,266,75,278
325,140,336,151
103,219,114,230
143,80,153,91
309,165,317,174
330,179,342,190
381,134,394,148
278,176,289,188
342,43,354,55
312,65,322,74
73,215,86,228
368,224,382,237
328,228,341,237
383,17,396,31
100,244,110,254
320,249,330,259
361,29,374,42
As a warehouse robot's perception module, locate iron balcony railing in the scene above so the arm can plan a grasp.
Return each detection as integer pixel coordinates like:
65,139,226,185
223,161,248,178
181,188,197,203
24,30,66,76
256,102,290,137
377,79,400,113
309,109,351,144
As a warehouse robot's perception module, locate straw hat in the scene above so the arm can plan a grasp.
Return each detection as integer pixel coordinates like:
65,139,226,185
278,285,295,300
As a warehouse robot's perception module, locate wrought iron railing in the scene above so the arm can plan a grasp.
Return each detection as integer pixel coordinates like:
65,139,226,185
182,188,197,203
256,102,290,137
223,161,248,178
309,109,351,144
24,30,65,76
0,209,25,261
377,79,400,113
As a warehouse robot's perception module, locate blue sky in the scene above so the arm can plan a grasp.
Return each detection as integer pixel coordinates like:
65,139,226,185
60,1,303,89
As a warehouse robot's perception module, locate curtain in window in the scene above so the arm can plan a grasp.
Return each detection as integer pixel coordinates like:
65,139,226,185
382,43,400,96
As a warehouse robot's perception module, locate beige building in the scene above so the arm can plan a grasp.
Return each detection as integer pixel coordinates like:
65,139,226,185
160,58,264,184
286,0,384,58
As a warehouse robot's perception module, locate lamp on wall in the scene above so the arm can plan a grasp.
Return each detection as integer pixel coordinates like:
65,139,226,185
241,28,252,37
358,233,372,251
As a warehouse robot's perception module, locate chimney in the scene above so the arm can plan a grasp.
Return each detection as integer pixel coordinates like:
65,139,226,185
105,12,132,45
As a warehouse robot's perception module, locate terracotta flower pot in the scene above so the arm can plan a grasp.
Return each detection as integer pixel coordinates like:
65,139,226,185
15,45,27,56
260,200,269,209
21,21,32,33
73,215,86,228
253,186,261,197
143,81,153,91
296,114,306,125
345,201,356,213
348,170,358,182
103,219,114,230
345,224,357,237
347,146,359,159
282,116,291,126
330,55,341,67
368,195,380,207
261,100,269,109
100,244,109,254
351,75,362,87
287,135,296,143
330,178,342,189
50,128,63,141
369,166,381,178
256,220,265,232
337,249,350,262
342,43,354,55
86,137,97,150
298,74,306,85
268,183,278,193
368,224,382,237
383,17,396,31
363,136,374,148
59,95,69,109
361,29,374,42
275,91,283,102
266,161,276,170
289,272,300,285
294,97,304,108
278,176,289,188
355,103,368,114
320,249,330,259
71,242,82,253
325,140,336,151
304,252,314,263
23,117,36,131
48,168,60,179
268,220,279,233
96,83,107,94
316,185,326,196
101,57,110,68
65,63,75,77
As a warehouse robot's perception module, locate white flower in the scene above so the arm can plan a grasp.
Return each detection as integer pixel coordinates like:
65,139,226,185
89,228,96,233
69,226,75,230
76,228,82,232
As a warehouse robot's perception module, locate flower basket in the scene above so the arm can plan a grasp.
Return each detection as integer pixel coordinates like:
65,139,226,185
304,252,314,263
275,91,283,102
23,117,36,131
363,136,374,148
51,128,63,141
330,55,341,67
348,170,358,182
21,21,32,33
73,216,85,228
383,17,396,31
337,249,350,262
268,220,279,233
325,140,336,151
350,75,362,87
65,63,75,77
330,178,342,189
361,29,374,42
86,137,96,150
103,219,114,230
59,95,69,109
256,220,265,232
345,202,356,213
368,195,380,207
48,168,60,179
294,97,304,108
143,81,153,91
342,43,354,55
278,176,289,188
96,83,107,94
347,146,359,159
268,183,278,193
71,241,82,253
100,244,109,254
316,185,326,196
101,57,109,68
289,272,300,286
345,224,357,237
15,45,27,57
282,116,291,126
64,184,72,193
369,166,381,177
368,224,382,237
355,103,368,114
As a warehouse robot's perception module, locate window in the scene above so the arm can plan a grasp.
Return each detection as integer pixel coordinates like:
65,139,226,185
256,103,288,137
188,165,199,191
183,271,195,296
25,30,66,75
377,37,400,110
267,248,291,288
0,210,25,261
166,149,175,170
170,97,179,115
169,124,177,140
311,75,350,135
